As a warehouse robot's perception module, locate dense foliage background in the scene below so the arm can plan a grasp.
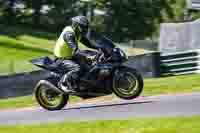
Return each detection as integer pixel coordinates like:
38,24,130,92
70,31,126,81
0,0,198,42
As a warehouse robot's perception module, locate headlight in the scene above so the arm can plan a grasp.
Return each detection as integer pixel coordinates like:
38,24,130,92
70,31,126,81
113,48,128,61
119,49,128,60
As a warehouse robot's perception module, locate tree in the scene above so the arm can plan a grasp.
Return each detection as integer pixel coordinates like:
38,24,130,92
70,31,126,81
101,0,176,42
0,0,179,40
0,0,18,23
21,0,75,29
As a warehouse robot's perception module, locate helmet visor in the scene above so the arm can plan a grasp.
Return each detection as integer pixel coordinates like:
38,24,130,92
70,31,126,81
80,24,88,36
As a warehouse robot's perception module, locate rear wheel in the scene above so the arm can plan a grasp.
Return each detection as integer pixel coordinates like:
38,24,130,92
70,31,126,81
35,80,69,111
112,67,143,100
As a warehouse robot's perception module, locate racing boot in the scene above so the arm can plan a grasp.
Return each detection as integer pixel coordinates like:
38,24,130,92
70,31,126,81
58,75,75,93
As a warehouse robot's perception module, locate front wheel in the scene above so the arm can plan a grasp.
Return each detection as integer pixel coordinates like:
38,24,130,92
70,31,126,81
112,67,144,100
35,80,69,111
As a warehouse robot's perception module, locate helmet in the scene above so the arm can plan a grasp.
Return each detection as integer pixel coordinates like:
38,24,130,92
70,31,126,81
71,16,89,36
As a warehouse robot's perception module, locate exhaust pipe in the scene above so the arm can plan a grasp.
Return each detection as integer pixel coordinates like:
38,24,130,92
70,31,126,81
36,80,64,94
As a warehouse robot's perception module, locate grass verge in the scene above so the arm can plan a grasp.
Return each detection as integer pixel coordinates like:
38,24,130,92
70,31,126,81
0,96,81,110
0,116,200,133
0,24,150,74
0,35,51,74
0,74,200,110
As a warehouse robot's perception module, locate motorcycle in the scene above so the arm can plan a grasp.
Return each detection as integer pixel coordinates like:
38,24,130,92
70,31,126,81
31,36,143,111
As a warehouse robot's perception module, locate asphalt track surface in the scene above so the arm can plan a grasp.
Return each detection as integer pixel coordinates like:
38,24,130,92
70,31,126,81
0,93,200,126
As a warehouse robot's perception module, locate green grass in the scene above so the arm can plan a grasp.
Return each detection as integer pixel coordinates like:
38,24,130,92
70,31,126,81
143,74,200,95
0,74,200,110
0,116,200,133
0,24,150,74
0,35,52,74
0,24,56,74
0,96,37,109
0,95,81,110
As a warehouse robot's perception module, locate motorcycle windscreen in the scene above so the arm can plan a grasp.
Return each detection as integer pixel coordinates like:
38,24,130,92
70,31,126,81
88,30,115,50
95,36,115,50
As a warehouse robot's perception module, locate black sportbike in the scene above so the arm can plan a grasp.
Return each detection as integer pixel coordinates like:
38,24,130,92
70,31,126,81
31,36,143,111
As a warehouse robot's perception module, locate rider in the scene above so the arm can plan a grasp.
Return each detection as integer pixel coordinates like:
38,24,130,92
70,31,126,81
54,15,98,93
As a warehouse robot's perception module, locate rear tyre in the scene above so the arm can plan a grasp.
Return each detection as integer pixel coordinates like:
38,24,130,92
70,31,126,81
112,67,143,100
34,79,69,111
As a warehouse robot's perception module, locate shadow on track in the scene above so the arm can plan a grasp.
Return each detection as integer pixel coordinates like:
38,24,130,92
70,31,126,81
63,100,153,111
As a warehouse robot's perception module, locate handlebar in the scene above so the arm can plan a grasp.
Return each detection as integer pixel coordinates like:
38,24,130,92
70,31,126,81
92,48,112,65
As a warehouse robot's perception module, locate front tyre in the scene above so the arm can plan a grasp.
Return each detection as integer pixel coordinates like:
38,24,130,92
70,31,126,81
112,67,143,100
35,80,69,111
